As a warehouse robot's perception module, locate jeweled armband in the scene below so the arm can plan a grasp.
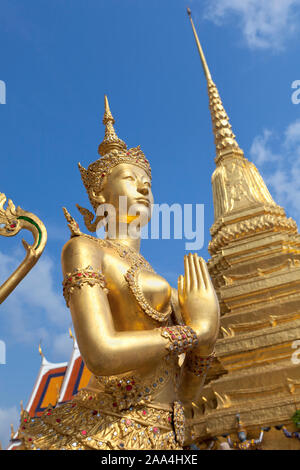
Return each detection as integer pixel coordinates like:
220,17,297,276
160,326,198,354
186,350,216,377
62,266,108,307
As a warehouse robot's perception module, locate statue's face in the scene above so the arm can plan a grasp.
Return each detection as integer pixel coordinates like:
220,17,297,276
100,163,153,227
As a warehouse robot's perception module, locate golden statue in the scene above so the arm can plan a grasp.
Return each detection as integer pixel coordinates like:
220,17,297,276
16,95,220,450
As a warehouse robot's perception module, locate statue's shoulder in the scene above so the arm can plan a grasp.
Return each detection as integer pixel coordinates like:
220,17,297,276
62,233,109,254
61,207,109,272
62,233,96,251
61,234,110,274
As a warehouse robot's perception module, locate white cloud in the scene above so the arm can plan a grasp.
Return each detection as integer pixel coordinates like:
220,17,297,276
250,119,300,220
0,249,69,352
250,129,280,164
203,0,300,50
0,405,19,450
284,119,300,148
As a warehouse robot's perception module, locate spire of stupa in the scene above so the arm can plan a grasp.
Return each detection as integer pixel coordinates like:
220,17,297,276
187,8,242,161
187,7,281,224
98,95,127,156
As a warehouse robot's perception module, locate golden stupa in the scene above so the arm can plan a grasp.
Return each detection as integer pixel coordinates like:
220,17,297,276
187,9,300,450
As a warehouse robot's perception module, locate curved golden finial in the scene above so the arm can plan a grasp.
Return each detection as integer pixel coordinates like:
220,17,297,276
187,8,242,160
20,400,24,421
62,207,82,237
69,326,75,343
38,341,44,359
10,423,15,440
98,95,127,156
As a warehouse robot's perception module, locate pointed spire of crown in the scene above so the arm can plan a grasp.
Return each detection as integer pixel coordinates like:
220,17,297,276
187,8,243,161
78,95,152,216
98,95,127,156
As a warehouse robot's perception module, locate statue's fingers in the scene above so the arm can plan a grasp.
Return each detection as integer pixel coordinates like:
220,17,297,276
193,253,200,289
184,255,190,291
178,275,184,295
188,253,197,289
199,257,210,289
195,254,205,290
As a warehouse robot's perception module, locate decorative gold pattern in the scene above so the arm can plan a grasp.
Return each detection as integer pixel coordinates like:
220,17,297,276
62,266,108,307
76,232,173,322
209,211,297,254
95,354,179,411
78,147,151,212
212,160,277,220
62,207,82,237
17,393,182,450
82,232,154,270
161,326,198,354
222,258,300,284
76,204,101,233
125,261,172,323
186,350,216,377
75,233,175,323
206,79,241,158
61,209,154,271
173,401,186,447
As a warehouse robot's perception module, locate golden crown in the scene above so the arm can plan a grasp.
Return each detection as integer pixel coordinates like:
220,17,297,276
78,96,152,211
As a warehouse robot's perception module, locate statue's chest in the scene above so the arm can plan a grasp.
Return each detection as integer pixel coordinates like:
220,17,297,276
103,254,172,323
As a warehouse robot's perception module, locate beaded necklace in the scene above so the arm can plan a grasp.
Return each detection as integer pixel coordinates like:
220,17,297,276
82,234,172,323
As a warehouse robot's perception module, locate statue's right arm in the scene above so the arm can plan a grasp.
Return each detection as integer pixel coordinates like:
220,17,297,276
61,236,170,376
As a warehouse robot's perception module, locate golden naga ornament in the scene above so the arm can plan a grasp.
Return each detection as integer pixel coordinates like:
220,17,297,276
0,192,47,304
15,95,220,450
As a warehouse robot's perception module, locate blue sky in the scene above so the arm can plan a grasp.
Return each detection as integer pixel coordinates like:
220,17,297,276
1,0,300,448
